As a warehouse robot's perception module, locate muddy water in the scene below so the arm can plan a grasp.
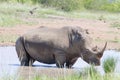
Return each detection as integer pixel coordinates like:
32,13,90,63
0,46,120,79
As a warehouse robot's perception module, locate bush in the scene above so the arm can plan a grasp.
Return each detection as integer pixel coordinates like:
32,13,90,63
84,0,120,12
102,57,117,73
101,2,120,12
38,0,84,11
79,66,99,79
0,0,120,12
111,22,120,28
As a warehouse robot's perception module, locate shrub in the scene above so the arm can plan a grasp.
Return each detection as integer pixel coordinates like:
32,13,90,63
0,0,120,12
102,57,117,73
38,0,84,11
111,22,120,28
79,66,100,79
84,0,120,12
100,1,120,12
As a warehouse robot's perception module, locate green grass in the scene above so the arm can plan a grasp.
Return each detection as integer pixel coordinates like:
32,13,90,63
0,3,120,27
0,3,68,27
0,3,35,27
0,66,120,80
110,40,120,43
102,57,117,73
79,66,100,80
1,0,120,12
109,38,120,43
0,34,18,43
95,37,120,43
3,73,120,80
0,14,23,27
106,31,119,34
32,66,120,80
110,22,120,28
1,74,120,80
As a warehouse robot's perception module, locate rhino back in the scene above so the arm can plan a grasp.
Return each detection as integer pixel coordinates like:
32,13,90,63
23,28,70,48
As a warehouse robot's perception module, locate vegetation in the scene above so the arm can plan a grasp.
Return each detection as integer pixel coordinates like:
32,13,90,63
0,57,119,80
0,0,120,12
79,66,99,79
111,22,120,28
0,57,118,80
0,34,18,43
0,2,120,27
111,38,120,43
102,57,117,73
0,3,35,27
1,66,120,80
0,0,120,80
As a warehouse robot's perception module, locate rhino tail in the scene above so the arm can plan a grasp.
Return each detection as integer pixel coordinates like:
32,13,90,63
15,37,29,66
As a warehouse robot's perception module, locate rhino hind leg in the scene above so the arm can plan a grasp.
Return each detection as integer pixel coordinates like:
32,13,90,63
21,56,34,66
54,51,66,68
16,37,33,66
29,58,35,66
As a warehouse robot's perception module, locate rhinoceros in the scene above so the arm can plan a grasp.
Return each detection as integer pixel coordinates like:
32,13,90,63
15,26,107,68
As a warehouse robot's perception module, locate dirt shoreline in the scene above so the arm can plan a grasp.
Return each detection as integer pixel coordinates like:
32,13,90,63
0,18,120,50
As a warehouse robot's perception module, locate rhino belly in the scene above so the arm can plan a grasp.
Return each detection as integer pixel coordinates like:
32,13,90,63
25,41,56,64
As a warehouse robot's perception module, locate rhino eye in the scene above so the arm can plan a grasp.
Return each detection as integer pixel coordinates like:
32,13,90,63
74,33,81,41
78,34,81,39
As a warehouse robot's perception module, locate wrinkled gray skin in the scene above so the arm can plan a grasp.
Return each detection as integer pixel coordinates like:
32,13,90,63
16,26,107,68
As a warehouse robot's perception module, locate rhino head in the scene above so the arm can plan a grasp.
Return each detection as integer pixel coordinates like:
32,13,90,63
81,42,107,66
68,27,107,66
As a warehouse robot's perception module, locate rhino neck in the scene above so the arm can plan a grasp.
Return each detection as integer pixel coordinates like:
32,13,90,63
79,47,93,59
66,44,82,59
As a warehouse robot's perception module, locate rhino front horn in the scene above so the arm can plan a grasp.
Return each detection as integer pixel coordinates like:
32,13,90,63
102,42,107,53
97,42,107,58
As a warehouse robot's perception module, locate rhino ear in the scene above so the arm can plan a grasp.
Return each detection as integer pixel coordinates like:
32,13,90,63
69,29,74,45
92,46,98,52
71,29,76,39
85,29,89,34
69,29,78,45
71,29,77,35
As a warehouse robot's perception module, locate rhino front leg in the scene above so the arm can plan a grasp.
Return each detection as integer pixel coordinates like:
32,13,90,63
20,53,29,66
19,52,31,66
54,51,66,68
66,57,78,68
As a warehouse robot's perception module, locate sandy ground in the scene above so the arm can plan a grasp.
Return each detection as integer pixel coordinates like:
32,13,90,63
0,17,120,50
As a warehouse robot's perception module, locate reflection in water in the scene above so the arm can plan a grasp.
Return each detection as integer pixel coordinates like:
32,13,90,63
0,46,120,79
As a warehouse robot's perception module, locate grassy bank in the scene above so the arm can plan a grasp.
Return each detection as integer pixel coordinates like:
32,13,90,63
0,3,120,27
1,70,120,80
1,68,120,80
33,74,120,80
1,0,120,12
